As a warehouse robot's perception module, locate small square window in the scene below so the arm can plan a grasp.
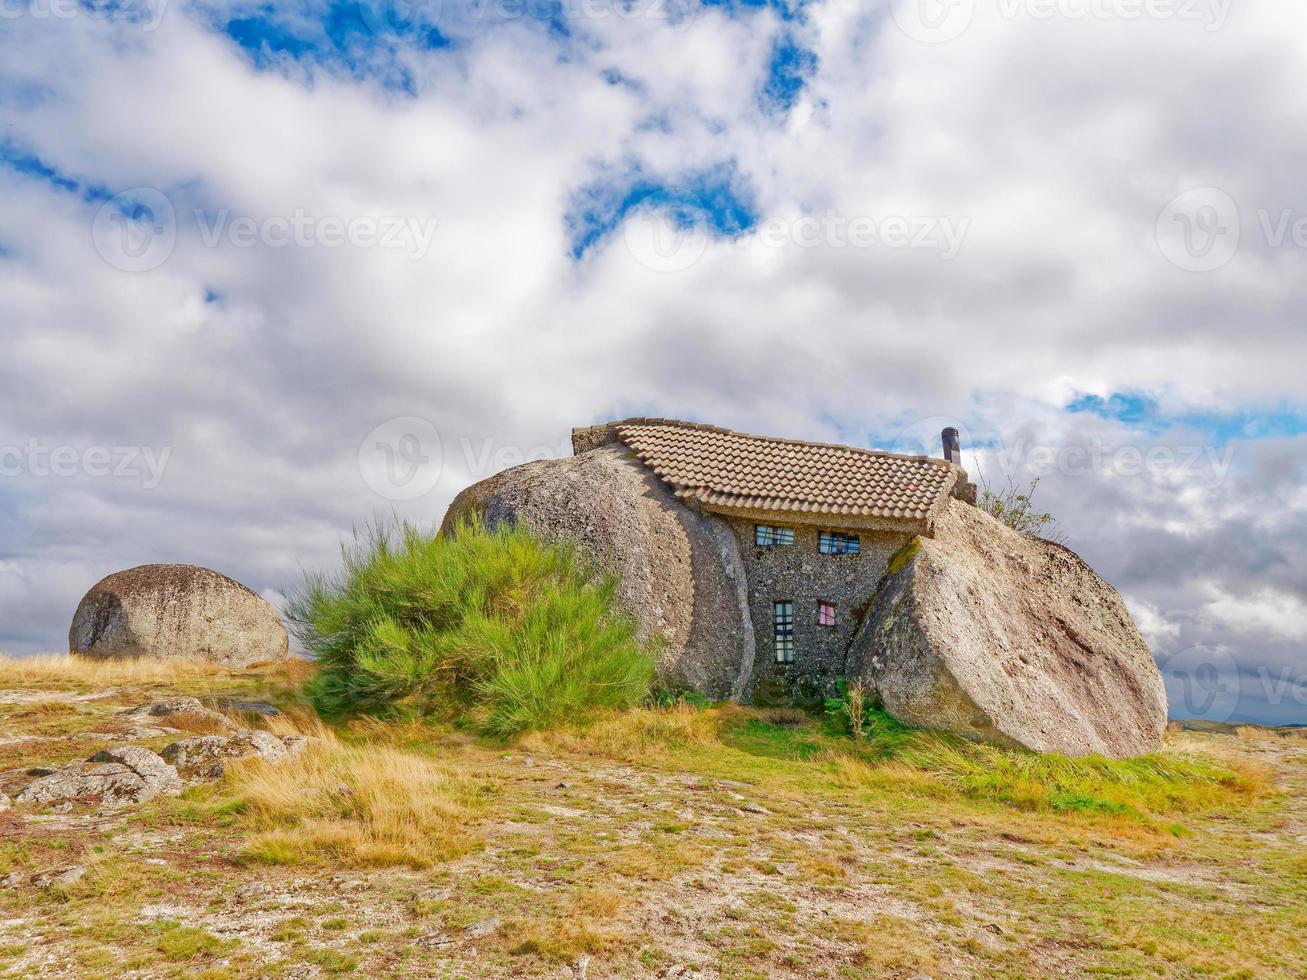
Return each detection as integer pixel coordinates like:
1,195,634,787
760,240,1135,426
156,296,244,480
818,531,860,555
818,601,836,627
755,525,795,547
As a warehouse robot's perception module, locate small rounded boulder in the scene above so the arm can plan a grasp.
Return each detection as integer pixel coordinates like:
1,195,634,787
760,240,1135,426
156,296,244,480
69,564,288,667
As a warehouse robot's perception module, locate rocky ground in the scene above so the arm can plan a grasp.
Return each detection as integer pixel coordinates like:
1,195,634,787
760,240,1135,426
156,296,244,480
0,660,1304,978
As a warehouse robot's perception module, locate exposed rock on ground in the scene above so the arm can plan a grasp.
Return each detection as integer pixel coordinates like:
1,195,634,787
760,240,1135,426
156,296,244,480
6,709,314,809
215,699,282,717
120,696,237,731
69,564,288,667
31,866,86,891
848,498,1167,758
441,445,755,700
16,745,182,807
162,731,288,778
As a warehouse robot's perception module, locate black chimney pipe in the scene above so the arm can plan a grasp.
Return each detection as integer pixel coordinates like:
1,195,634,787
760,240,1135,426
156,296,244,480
941,427,961,465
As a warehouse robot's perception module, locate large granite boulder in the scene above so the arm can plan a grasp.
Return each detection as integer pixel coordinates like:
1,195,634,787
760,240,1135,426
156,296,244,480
440,446,755,700
848,498,1167,758
70,565,288,667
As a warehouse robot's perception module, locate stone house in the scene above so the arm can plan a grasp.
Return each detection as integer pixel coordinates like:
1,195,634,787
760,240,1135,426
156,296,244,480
570,419,975,703
449,416,1166,755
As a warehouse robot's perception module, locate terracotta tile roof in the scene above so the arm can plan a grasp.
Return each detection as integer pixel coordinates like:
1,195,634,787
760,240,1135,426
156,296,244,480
611,418,960,528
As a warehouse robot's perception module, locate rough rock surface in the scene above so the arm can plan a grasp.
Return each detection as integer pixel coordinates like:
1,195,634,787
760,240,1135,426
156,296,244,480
32,866,86,890
441,445,755,700
69,564,288,667
848,498,1167,758
120,696,237,731
162,731,288,778
16,746,182,807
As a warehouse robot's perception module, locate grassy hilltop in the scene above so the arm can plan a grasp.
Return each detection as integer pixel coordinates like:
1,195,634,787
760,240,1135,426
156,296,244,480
1,525,1304,977
0,654,1304,978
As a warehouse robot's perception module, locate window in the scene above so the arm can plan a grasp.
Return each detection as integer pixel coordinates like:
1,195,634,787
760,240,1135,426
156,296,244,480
818,530,860,555
773,601,795,663
818,601,836,627
755,524,795,547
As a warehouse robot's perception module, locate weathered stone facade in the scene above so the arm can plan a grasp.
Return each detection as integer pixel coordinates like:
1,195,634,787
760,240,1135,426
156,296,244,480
726,519,911,705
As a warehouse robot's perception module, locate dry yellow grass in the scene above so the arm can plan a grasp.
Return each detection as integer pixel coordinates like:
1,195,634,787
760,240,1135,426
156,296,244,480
1237,724,1283,741
520,702,719,762
224,726,482,869
0,653,229,687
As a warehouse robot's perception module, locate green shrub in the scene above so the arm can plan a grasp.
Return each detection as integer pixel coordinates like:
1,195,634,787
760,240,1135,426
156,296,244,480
289,519,655,735
975,468,1066,545
824,678,872,743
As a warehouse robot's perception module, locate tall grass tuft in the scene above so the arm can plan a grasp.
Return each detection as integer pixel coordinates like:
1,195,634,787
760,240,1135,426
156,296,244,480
216,724,479,868
288,518,655,735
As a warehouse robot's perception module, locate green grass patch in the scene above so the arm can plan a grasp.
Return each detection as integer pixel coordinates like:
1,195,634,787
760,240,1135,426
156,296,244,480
718,708,1263,821
150,922,238,962
289,518,655,735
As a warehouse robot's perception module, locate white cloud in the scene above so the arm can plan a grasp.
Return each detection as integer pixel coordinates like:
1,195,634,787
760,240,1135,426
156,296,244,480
1201,585,1307,644
1124,596,1181,650
0,0,1305,722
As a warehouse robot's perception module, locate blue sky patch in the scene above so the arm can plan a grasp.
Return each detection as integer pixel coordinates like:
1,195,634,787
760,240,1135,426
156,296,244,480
566,162,758,259
0,143,113,203
216,0,452,93
759,35,816,114
1066,392,1155,426
698,0,803,22
1067,391,1307,443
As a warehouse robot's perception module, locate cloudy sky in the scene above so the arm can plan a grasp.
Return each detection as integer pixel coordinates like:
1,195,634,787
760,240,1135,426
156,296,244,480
1,0,1303,723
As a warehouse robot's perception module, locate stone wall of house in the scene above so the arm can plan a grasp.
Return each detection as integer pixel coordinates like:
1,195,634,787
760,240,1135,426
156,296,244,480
726,519,912,706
